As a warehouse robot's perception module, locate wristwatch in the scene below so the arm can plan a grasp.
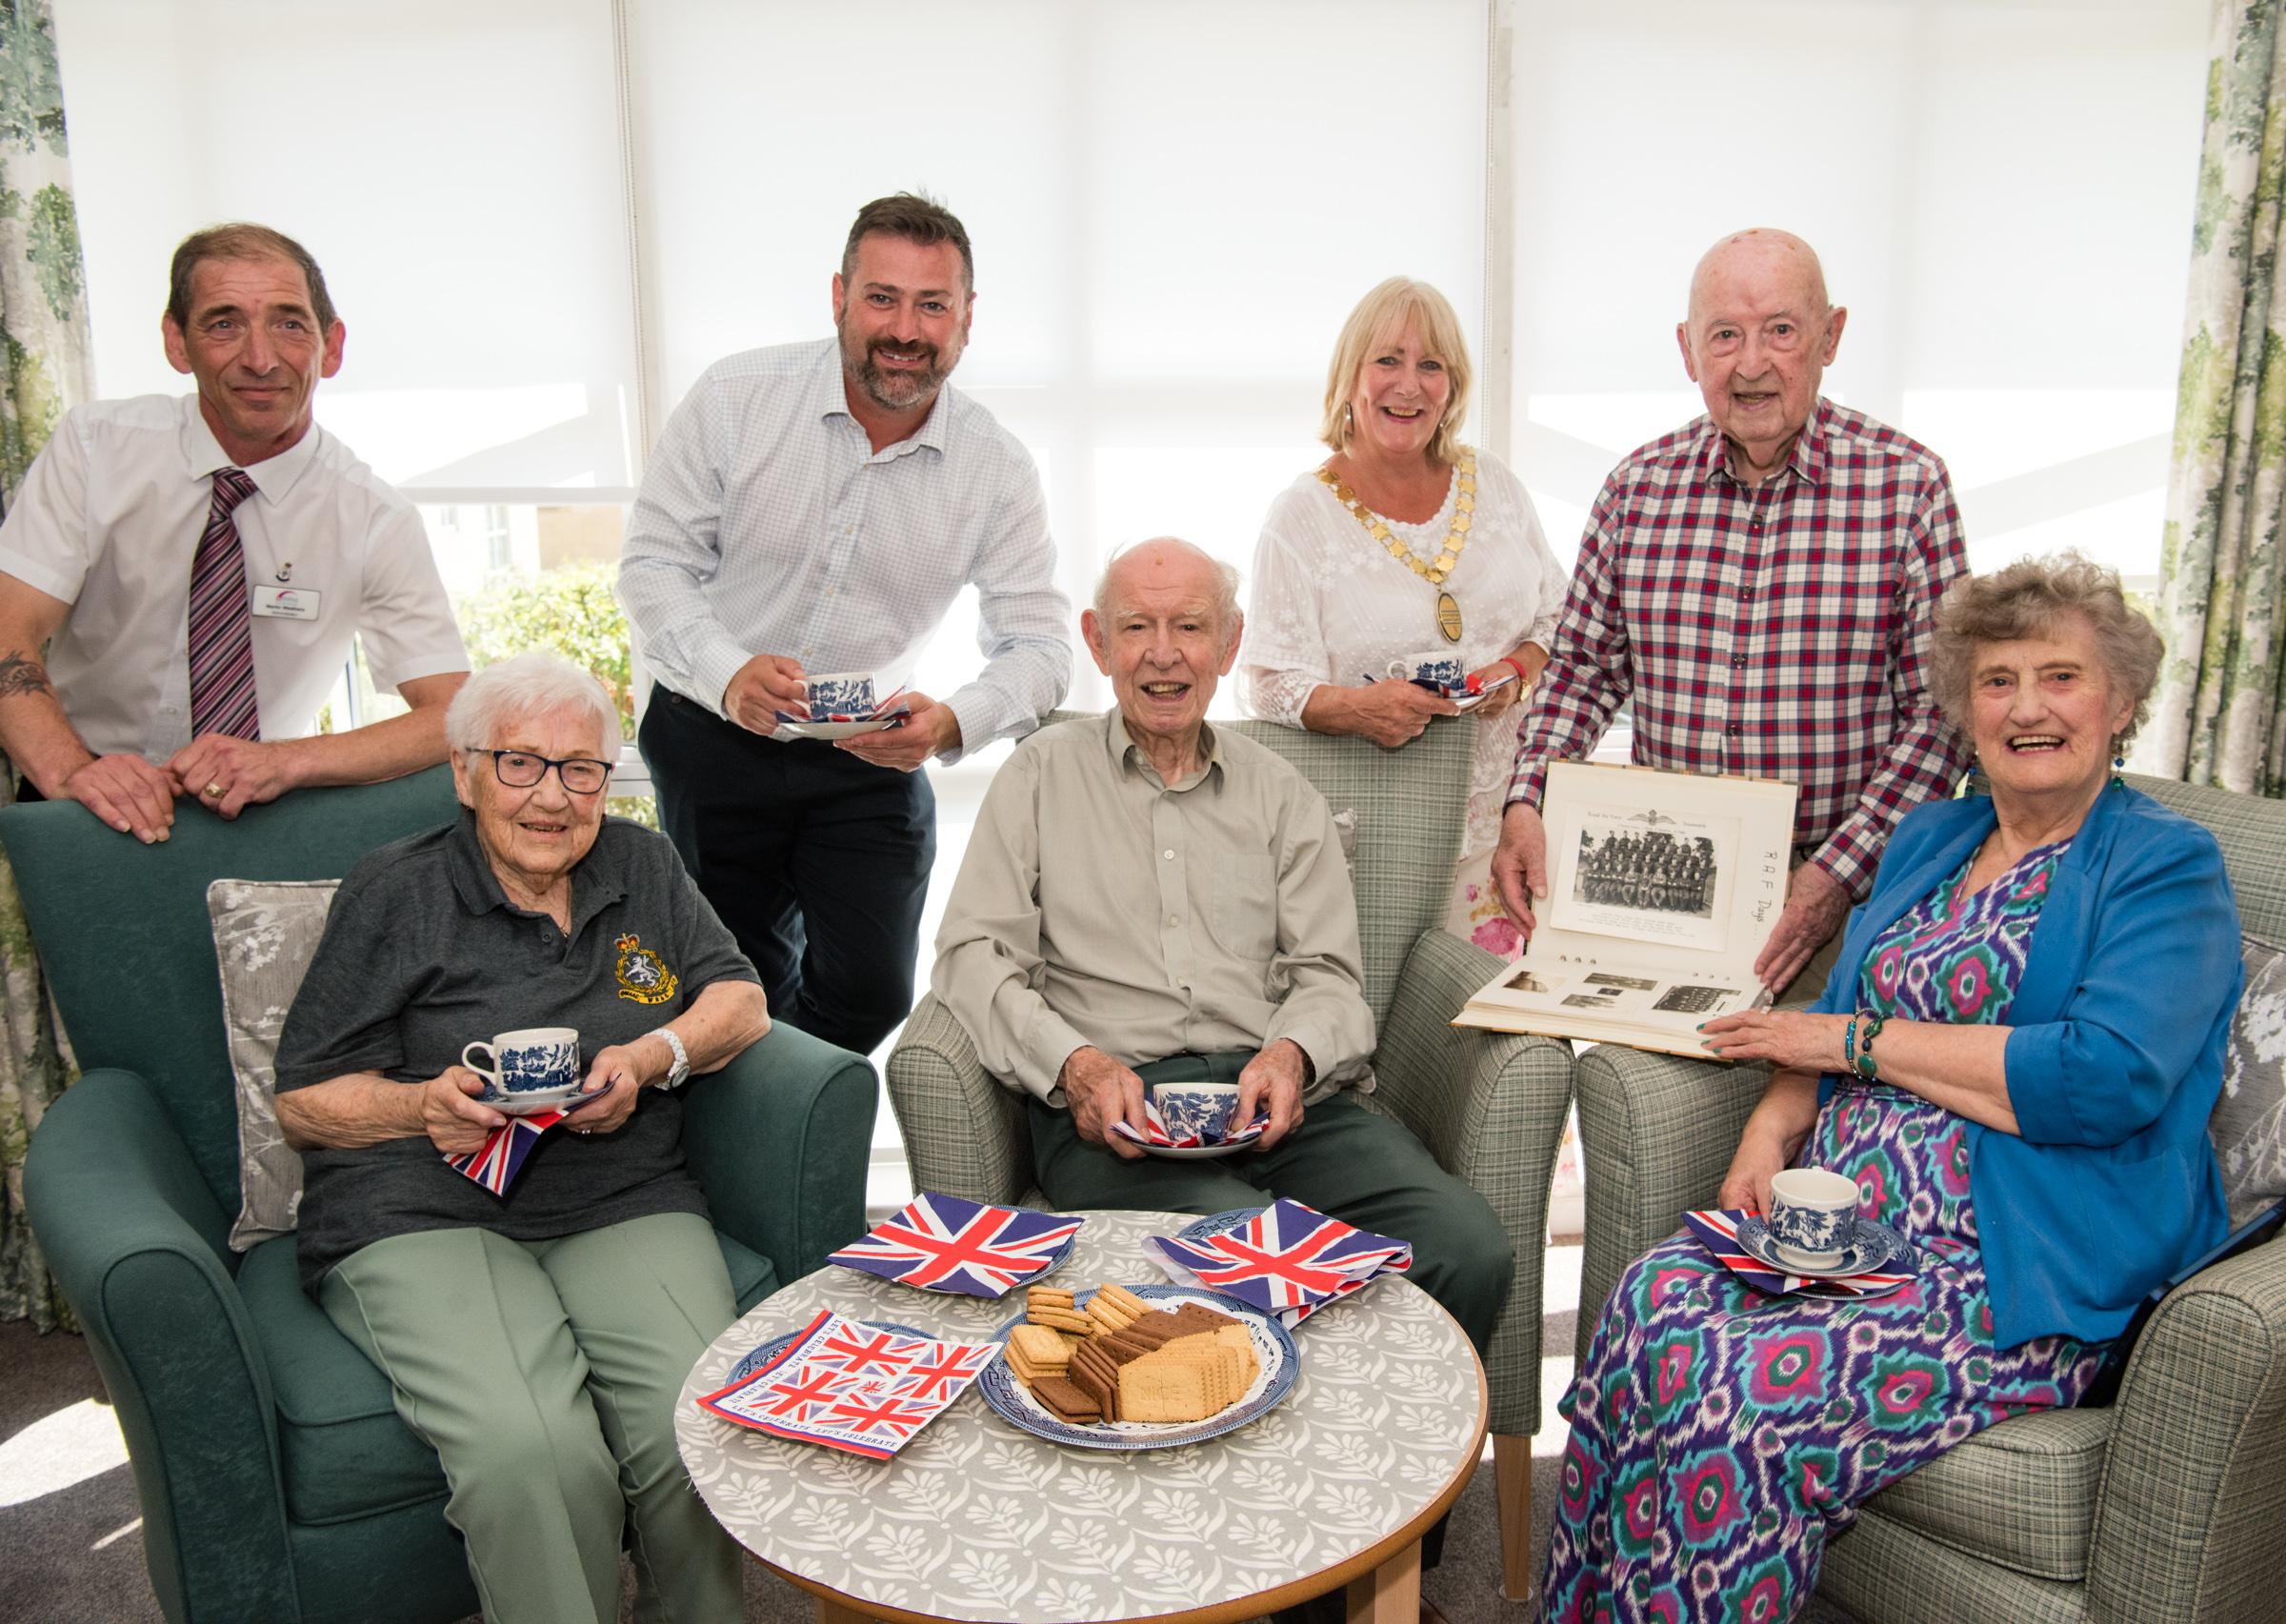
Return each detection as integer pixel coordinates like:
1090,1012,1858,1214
648,1026,691,1089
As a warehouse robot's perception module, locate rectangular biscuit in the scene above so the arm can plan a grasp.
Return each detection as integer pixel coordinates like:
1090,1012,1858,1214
1026,1286,1074,1307
1033,1375,1101,1424
1167,1302,1243,1336
1069,1345,1121,1420
1098,1283,1153,1317
1009,1325,1070,1367
1029,1308,1093,1333
1118,1361,1215,1423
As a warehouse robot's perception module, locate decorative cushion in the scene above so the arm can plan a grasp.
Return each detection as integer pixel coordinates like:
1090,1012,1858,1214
208,878,338,1250
2212,932,2286,1230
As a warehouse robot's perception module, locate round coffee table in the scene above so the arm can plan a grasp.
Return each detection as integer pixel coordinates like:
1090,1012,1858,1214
676,1209,1488,1624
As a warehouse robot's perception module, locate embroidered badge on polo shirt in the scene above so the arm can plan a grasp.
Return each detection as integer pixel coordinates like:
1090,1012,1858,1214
614,932,679,1004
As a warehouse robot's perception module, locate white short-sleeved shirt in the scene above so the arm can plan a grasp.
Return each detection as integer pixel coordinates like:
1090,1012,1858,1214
0,394,469,761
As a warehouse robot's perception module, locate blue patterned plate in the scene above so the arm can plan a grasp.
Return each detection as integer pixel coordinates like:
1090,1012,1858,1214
1177,1208,1267,1243
976,1283,1296,1451
723,1319,937,1386
1732,1214,1920,1281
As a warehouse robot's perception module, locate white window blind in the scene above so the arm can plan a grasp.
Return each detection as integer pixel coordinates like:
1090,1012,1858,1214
1504,0,2208,583
53,0,643,499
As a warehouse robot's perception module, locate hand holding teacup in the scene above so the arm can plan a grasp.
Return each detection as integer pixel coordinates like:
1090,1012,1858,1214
418,1067,510,1155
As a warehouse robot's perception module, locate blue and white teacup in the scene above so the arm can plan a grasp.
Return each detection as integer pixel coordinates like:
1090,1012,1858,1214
1150,1081,1242,1145
801,671,879,720
462,1027,581,1104
1387,652,1467,694
1766,1167,1862,1269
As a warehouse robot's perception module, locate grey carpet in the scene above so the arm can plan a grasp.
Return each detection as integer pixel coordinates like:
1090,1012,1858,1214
2,1318,1864,1624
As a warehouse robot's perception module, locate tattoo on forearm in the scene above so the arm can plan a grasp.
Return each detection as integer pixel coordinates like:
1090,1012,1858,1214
0,653,52,698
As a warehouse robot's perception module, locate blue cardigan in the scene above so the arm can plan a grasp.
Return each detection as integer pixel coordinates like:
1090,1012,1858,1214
1810,785,2241,1348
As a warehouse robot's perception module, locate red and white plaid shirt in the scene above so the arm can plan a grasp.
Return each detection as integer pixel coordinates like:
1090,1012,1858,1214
1508,397,1972,900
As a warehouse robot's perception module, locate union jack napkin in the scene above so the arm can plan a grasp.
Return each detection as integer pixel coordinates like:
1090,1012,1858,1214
443,1105,583,1195
697,1308,998,1460
1683,1210,1916,1299
827,1193,1085,1297
1107,1097,1273,1150
1147,1198,1411,1328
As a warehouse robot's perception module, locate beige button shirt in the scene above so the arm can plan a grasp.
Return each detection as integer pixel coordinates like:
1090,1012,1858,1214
932,710,1376,1106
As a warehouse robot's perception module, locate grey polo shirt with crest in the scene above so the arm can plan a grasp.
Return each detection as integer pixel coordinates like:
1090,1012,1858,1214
275,809,759,1295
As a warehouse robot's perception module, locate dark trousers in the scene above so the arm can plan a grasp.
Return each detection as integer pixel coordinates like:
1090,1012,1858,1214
1031,1056,1514,1575
639,689,935,1056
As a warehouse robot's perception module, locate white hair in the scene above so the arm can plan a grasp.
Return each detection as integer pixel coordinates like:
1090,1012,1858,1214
445,651,619,760
1092,537,1242,644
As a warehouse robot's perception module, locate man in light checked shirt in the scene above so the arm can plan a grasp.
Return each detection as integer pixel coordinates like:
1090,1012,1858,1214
1491,228,1973,1008
620,195,1072,1057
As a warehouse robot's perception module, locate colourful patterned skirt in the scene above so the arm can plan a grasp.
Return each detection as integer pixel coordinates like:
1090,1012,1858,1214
1540,1084,2108,1623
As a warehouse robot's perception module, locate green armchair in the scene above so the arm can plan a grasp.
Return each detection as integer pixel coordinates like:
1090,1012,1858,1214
1571,771,2286,1622
11,767,877,1624
885,712,1575,1598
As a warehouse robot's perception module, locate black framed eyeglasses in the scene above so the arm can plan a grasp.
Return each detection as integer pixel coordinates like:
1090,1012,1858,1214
482,749,613,795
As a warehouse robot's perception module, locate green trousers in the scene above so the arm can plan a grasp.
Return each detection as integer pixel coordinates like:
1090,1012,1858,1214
1028,1056,1514,1354
320,1212,744,1624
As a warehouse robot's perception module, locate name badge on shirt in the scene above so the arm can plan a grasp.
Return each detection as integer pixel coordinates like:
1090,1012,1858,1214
251,586,321,620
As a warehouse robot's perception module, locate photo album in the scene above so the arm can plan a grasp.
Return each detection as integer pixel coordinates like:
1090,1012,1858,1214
1451,762,1799,1058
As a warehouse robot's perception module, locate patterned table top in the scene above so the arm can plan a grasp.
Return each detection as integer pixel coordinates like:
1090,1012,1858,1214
675,1209,1486,1624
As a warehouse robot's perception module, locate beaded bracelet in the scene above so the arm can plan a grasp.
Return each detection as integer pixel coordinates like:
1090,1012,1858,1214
1854,1012,1888,1081
1843,1015,1859,1073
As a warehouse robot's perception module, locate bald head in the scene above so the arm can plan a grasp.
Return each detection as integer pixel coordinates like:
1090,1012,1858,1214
1676,228,1848,484
1093,538,1241,645
1687,229,1830,324
1083,537,1245,763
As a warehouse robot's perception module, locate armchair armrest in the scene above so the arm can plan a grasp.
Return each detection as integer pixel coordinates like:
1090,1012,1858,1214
2087,1239,2286,1624
1374,929,1574,1438
24,1070,299,1624
1573,1044,1767,1362
680,1023,876,1285
883,993,1033,1207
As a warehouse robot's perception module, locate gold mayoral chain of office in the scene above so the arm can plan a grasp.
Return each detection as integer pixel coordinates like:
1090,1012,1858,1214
1315,447,1476,644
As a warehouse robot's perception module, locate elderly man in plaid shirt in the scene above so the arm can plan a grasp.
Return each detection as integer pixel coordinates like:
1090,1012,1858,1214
1492,229,1972,1005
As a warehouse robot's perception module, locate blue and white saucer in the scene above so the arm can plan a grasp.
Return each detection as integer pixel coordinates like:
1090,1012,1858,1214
1732,1214,1920,1279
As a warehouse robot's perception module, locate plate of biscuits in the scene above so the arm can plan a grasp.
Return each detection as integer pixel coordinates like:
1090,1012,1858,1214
976,1279,1297,1450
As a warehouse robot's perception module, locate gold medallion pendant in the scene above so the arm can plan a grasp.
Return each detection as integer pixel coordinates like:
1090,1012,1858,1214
1436,591,1462,644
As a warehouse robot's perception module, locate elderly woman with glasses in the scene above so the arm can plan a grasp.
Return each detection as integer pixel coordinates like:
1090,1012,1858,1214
272,650,770,1624
1540,553,2243,1624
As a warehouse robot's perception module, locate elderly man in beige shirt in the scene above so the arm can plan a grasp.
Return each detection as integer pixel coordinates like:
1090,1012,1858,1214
932,538,1512,1371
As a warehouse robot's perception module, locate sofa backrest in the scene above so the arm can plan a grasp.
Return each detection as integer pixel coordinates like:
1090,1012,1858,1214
1037,708,1476,1028
0,767,462,1213
2123,772,2286,942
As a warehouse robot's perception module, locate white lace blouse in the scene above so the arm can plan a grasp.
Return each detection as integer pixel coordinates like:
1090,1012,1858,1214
1238,448,1566,727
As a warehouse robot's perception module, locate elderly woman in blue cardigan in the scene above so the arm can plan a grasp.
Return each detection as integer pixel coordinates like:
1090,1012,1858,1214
1541,552,2242,1624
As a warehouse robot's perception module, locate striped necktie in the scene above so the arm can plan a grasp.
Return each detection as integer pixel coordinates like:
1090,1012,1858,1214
188,467,262,741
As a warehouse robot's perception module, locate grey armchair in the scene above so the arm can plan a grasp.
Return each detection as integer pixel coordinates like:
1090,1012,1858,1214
887,711,1574,1599
1571,771,2286,1623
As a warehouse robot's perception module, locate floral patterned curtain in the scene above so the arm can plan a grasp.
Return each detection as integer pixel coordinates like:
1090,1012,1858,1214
2144,0,2286,796
0,0,91,1330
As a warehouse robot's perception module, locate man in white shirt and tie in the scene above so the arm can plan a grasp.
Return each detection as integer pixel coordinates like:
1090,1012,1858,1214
620,193,1072,1058
0,223,469,842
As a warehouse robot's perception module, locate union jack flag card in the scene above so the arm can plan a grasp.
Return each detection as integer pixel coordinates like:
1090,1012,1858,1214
696,1308,998,1459
827,1193,1085,1297
441,1098,595,1195
1108,1097,1272,1150
1147,1199,1411,1327
1682,1210,1915,1300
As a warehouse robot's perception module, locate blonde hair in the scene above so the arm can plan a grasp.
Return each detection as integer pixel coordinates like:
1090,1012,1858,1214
1318,277,1474,466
